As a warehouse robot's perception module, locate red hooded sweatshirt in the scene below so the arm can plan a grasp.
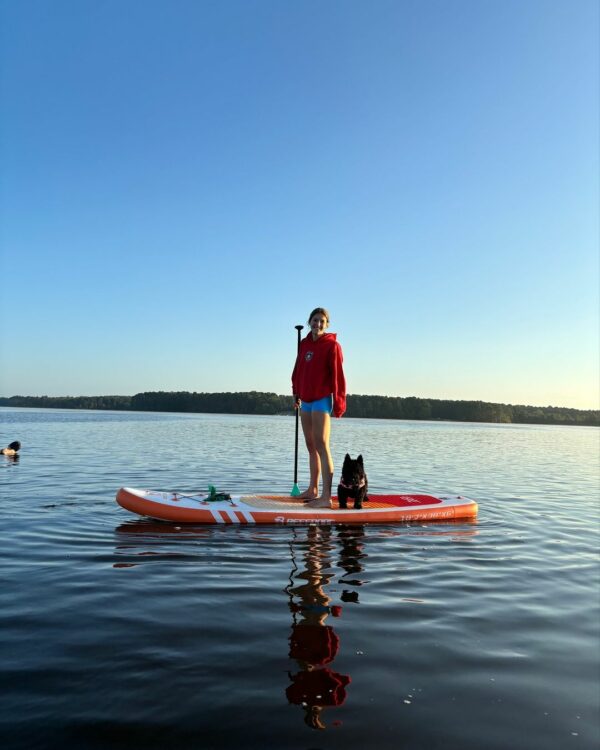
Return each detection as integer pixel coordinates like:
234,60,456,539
291,333,346,418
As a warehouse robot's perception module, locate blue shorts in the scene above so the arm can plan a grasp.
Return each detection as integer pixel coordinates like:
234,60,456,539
301,395,333,414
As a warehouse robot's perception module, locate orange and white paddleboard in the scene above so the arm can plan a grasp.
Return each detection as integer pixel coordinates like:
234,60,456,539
116,487,478,525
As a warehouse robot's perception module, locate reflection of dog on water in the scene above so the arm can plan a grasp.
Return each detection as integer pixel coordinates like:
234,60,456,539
286,525,364,730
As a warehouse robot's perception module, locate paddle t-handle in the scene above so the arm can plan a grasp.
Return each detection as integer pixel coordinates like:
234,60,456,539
291,324,304,496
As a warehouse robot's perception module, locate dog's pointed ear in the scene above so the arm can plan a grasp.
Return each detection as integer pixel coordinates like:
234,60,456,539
344,453,351,462
357,454,363,466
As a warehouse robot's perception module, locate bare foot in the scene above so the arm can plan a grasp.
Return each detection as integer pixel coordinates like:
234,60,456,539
298,489,318,501
305,497,332,509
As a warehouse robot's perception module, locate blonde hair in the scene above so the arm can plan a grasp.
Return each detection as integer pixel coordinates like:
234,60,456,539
308,307,330,325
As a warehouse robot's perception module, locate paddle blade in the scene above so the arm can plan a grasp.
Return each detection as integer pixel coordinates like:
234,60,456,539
290,483,301,497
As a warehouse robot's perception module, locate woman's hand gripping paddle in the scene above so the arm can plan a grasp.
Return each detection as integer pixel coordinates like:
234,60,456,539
291,324,304,496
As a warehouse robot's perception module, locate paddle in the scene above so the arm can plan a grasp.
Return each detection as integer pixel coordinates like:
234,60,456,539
290,324,304,496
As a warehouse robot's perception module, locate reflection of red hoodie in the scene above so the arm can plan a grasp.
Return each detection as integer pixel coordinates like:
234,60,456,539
286,668,350,707
289,624,339,666
291,333,346,418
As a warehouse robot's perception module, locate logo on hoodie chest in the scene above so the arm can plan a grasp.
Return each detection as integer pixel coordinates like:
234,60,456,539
305,351,314,362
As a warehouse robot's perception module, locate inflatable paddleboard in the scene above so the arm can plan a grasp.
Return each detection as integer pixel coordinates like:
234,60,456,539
116,487,478,525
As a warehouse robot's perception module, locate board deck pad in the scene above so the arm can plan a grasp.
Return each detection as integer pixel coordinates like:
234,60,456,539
240,494,444,509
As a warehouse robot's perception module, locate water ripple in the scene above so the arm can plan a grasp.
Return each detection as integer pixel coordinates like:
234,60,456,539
1,409,598,750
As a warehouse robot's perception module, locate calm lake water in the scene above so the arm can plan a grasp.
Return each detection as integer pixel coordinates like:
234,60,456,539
1,408,599,750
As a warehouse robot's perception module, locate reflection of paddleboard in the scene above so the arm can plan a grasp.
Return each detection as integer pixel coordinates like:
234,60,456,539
116,488,478,525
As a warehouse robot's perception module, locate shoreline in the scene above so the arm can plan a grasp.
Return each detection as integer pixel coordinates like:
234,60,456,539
1,396,598,428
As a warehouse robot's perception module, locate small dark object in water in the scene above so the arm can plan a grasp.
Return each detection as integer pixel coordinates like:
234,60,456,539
1,441,20,456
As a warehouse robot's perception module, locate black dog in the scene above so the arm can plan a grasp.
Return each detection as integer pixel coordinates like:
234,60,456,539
337,454,368,510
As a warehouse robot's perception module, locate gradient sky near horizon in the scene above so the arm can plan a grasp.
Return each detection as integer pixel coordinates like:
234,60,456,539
1,0,598,409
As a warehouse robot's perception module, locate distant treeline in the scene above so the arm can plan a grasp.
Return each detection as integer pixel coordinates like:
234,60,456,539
1,391,598,426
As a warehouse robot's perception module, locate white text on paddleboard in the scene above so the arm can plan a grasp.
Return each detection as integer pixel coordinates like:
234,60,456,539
274,516,332,525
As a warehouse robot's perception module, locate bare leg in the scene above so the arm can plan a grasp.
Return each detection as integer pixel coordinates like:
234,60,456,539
305,412,333,508
297,410,320,499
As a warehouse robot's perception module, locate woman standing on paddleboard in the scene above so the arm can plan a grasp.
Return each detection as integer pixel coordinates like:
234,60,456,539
292,308,346,508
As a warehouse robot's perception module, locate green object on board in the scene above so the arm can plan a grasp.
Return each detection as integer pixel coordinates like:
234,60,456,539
207,484,231,502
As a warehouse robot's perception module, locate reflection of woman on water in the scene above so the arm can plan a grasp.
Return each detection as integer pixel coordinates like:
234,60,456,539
285,525,353,730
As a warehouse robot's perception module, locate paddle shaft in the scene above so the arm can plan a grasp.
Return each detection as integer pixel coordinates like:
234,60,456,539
293,325,304,486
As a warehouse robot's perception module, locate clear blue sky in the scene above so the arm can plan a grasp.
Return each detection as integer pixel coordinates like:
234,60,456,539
1,0,598,409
